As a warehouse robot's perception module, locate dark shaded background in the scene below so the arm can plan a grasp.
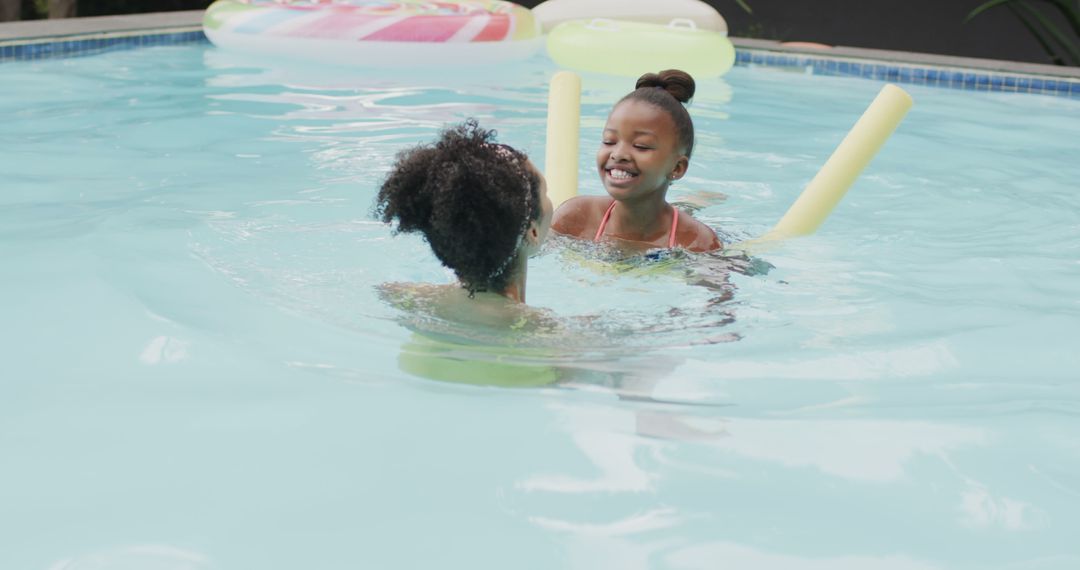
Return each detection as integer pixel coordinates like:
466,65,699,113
12,0,1078,66
708,0,1075,66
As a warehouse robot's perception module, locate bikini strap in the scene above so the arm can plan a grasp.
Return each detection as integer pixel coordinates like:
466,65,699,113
594,200,618,242
668,206,679,249
595,200,680,248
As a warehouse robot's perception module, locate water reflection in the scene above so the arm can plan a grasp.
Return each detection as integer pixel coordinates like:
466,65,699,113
199,49,556,187
664,541,941,570
201,48,549,94
506,394,1033,569
47,544,212,570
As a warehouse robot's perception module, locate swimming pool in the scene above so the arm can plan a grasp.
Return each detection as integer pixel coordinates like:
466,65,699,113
2,40,1079,569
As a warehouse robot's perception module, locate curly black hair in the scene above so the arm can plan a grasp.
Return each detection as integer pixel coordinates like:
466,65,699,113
620,69,697,158
374,119,542,295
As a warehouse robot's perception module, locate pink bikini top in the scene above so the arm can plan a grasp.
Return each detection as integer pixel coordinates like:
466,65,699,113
593,201,679,248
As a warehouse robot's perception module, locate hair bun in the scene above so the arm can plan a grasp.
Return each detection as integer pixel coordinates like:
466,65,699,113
635,69,695,104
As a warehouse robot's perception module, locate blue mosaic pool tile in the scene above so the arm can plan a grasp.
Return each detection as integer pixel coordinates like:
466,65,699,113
0,30,208,63
730,49,1080,99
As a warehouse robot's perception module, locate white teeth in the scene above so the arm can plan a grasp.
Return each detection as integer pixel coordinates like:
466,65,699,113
609,169,635,180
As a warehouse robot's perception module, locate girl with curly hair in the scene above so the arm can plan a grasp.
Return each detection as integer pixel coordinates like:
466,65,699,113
374,120,553,310
552,69,722,253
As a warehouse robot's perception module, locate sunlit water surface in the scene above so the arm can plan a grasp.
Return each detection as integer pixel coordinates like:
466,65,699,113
2,44,1079,570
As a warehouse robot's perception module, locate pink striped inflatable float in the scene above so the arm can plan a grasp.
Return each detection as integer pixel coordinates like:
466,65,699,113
203,0,542,66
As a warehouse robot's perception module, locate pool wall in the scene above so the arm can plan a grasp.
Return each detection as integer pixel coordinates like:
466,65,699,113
0,11,202,61
2,10,1078,99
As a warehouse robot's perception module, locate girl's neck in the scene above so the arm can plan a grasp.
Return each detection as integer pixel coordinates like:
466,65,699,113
497,253,529,303
461,251,529,304
609,190,671,242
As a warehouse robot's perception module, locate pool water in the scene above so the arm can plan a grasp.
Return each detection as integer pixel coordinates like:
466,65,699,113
2,44,1079,569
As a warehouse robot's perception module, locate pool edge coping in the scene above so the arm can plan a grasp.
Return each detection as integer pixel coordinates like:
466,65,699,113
0,10,204,42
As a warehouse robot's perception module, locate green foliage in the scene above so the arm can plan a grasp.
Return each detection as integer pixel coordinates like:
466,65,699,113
18,0,48,19
966,0,1080,65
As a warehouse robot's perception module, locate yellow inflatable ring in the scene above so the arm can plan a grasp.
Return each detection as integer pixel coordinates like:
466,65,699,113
547,18,735,79
533,0,728,34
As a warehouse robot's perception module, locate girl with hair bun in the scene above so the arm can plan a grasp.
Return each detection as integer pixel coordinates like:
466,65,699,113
552,69,721,252
374,119,552,308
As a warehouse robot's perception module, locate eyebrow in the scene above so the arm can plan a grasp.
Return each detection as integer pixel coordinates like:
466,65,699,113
602,128,657,136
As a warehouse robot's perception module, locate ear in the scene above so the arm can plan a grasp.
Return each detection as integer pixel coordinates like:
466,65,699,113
670,155,689,181
524,220,541,247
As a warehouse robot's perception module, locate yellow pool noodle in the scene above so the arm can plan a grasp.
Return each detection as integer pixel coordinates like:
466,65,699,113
544,71,581,208
760,83,913,241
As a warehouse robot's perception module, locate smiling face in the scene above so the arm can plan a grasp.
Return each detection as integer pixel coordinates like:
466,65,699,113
597,99,689,203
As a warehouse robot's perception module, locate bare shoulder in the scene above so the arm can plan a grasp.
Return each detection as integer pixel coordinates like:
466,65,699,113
377,281,562,333
376,281,449,309
675,210,723,252
551,195,611,240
